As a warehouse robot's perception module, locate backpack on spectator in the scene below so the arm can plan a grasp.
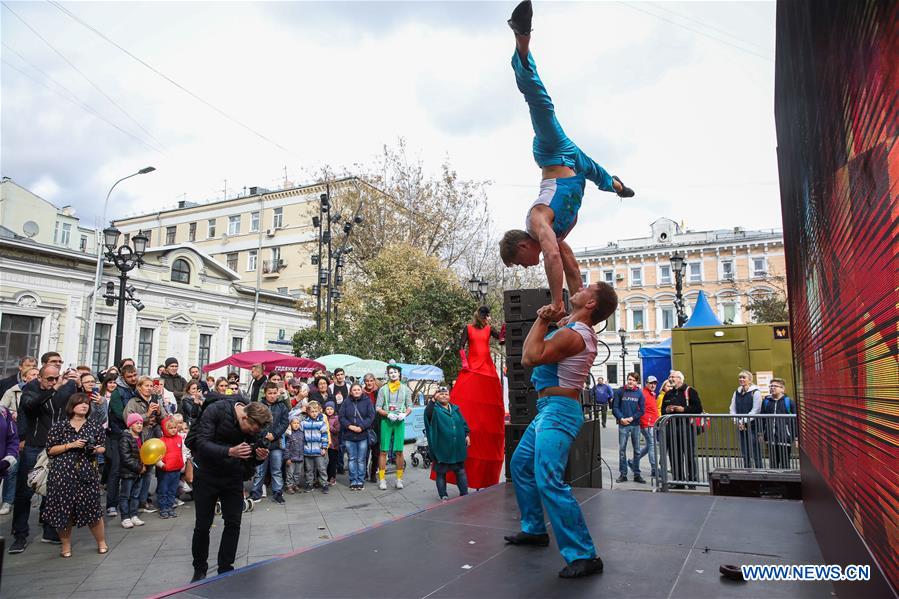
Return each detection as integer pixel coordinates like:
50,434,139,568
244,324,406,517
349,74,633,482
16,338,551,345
762,397,793,413
684,386,710,433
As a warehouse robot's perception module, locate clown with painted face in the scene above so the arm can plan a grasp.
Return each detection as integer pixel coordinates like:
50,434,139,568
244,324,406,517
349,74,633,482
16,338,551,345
375,363,413,490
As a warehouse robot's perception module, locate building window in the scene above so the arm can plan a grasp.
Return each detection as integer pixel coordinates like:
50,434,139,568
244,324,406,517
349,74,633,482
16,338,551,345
603,270,614,285
250,211,260,232
632,308,645,331
124,232,131,247
688,262,702,283
632,363,642,380
659,264,671,286
166,226,176,245
171,258,191,284
229,337,243,374
752,257,767,278
0,314,42,377
604,308,617,332
721,259,735,281
661,306,675,330
630,267,643,287
80,235,88,251
273,207,283,229
144,230,151,245
198,333,212,369
277,287,288,295
720,299,739,324
92,323,112,374
58,223,72,246
188,222,197,242
137,327,154,375
580,271,588,286
228,215,240,236
207,219,216,238
606,364,618,385
247,249,257,271
226,252,238,271
271,246,281,262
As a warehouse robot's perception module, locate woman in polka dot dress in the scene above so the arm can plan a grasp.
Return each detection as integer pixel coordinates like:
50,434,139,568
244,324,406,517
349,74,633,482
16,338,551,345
45,392,108,557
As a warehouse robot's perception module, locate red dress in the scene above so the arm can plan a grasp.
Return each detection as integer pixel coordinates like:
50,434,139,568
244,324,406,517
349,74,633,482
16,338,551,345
432,324,505,488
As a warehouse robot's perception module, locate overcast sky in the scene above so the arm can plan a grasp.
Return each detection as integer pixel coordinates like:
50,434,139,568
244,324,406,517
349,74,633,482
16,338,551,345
1,1,779,250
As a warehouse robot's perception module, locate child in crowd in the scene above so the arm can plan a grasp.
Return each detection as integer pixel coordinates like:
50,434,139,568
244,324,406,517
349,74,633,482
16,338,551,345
285,417,305,493
155,415,185,518
173,414,193,500
424,386,471,501
119,413,147,529
302,401,330,494
324,402,341,485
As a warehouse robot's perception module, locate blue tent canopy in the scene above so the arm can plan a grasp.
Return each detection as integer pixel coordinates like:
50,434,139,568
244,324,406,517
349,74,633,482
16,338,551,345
638,291,722,383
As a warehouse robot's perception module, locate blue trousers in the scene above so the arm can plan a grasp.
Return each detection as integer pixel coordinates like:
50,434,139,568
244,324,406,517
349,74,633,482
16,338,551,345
637,427,657,476
510,396,596,564
252,448,284,495
157,470,181,513
619,424,642,476
345,439,368,486
119,474,144,520
512,51,615,192
2,458,18,504
738,426,763,468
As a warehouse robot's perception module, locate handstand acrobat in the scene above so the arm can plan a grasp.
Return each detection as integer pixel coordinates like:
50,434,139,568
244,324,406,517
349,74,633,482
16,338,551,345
500,0,634,322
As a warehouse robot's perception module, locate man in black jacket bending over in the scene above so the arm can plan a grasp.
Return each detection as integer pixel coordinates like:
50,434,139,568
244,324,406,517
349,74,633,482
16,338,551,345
188,398,272,582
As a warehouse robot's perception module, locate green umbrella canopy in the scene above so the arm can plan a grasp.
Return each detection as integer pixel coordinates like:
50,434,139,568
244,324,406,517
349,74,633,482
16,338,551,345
343,359,390,379
315,354,361,372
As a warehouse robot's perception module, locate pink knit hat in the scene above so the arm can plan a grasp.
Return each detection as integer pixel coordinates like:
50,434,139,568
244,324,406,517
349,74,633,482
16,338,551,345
126,413,144,428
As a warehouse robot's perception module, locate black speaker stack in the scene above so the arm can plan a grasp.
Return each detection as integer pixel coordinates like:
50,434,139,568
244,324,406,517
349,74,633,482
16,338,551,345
502,289,603,488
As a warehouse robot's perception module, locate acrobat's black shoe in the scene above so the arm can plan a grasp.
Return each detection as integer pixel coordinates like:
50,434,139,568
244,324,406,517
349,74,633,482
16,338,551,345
612,175,635,198
504,531,550,546
559,557,604,578
508,0,533,35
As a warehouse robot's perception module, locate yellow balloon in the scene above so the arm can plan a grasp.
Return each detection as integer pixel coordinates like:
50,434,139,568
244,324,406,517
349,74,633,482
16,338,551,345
140,438,167,465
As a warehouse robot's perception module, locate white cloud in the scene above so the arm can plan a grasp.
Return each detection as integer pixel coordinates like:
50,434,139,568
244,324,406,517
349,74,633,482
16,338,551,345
1,1,780,248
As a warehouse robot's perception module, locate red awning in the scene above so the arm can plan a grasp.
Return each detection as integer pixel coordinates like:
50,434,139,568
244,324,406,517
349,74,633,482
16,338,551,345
202,350,324,377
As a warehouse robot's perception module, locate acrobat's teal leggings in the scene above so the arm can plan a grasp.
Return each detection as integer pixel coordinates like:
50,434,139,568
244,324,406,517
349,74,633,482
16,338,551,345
511,50,615,193
509,395,597,564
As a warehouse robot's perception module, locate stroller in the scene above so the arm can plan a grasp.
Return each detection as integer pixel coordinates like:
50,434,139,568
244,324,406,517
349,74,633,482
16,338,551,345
409,434,432,469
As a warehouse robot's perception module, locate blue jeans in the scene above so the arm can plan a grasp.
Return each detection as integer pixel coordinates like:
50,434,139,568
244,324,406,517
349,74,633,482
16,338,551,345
252,448,283,496
139,466,153,505
2,458,18,504
11,444,57,541
510,396,596,564
157,470,181,513
618,424,641,477
512,51,614,192
105,433,121,510
119,476,143,519
345,439,368,486
738,425,763,468
637,427,657,476
435,462,469,499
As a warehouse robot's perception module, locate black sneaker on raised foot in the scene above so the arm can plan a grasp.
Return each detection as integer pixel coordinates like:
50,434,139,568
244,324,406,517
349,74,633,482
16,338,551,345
507,0,533,35
615,475,628,483
633,476,647,484
503,531,550,546
559,556,604,578
8,537,27,554
612,175,635,198
190,569,207,583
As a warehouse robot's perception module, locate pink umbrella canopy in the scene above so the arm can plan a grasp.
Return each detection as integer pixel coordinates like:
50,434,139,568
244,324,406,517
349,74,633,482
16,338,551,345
202,350,325,377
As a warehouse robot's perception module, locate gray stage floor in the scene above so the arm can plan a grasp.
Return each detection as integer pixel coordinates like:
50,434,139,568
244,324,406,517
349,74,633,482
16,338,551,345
162,484,833,598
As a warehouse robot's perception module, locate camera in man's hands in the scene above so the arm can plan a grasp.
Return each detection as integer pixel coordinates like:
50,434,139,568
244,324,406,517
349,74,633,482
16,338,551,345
83,435,98,456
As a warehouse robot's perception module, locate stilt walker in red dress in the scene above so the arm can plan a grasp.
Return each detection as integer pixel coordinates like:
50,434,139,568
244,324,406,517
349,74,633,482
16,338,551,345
444,306,506,489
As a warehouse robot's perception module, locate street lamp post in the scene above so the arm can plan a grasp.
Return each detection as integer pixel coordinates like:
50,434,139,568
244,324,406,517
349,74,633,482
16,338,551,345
85,167,155,364
101,227,148,366
618,327,628,383
670,252,687,327
468,277,488,303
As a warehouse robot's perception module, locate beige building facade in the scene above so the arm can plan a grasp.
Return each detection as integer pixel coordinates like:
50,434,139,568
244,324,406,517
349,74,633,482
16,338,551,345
112,177,368,299
575,218,786,384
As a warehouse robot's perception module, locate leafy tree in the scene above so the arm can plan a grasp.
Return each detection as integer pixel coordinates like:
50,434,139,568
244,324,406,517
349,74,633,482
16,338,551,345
748,290,789,323
293,243,480,380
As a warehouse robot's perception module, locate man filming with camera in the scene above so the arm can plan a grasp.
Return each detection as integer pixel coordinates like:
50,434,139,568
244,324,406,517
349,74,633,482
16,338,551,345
188,395,272,582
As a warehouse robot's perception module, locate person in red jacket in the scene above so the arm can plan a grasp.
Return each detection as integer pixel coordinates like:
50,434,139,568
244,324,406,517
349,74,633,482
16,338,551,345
155,416,185,518
638,376,660,478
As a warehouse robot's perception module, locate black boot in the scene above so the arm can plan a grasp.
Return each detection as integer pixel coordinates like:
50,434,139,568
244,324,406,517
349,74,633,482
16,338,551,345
508,0,533,35
190,568,207,583
504,531,550,546
559,557,604,578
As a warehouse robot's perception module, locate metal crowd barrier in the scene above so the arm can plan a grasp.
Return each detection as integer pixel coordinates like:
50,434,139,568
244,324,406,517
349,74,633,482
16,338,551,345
653,413,799,491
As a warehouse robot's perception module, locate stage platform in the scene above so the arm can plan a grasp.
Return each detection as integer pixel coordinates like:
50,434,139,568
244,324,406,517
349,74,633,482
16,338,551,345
163,484,833,598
